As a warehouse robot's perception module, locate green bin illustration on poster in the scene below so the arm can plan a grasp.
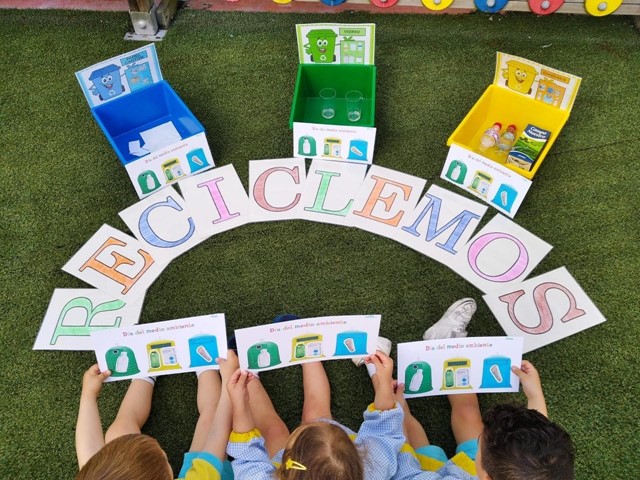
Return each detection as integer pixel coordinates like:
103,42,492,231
105,346,140,377
247,342,281,369
305,29,338,63
405,361,432,394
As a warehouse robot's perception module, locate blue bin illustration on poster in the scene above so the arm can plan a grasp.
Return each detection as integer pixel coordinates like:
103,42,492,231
334,331,368,356
187,147,210,174
189,335,219,368
480,356,512,389
89,65,125,101
491,184,518,213
405,361,433,394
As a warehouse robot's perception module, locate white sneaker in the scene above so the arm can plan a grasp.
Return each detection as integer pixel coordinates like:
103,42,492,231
422,298,476,341
352,336,392,367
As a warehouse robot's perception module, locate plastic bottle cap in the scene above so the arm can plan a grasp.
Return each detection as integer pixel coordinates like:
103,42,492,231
507,124,517,131
493,122,502,129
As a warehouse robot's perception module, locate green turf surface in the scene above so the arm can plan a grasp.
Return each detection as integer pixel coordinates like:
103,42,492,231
0,8,638,479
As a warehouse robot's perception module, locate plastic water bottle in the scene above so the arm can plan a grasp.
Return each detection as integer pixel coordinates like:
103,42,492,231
116,351,129,373
477,122,502,154
493,124,517,163
409,368,424,392
258,348,271,368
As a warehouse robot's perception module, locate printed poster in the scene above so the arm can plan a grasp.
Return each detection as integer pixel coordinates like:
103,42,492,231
235,315,381,372
397,336,523,398
91,314,228,382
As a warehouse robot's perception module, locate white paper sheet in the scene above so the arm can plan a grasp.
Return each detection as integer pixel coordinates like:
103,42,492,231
483,267,607,353
91,314,228,381
62,224,166,301
139,121,182,152
119,186,205,264
33,289,144,351
179,164,250,240
348,165,427,240
297,159,368,226
448,214,553,294
248,158,307,222
235,315,381,372
397,336,523,398
394,185,487,268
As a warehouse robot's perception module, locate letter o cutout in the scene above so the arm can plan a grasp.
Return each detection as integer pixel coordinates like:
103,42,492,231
467,232,529,282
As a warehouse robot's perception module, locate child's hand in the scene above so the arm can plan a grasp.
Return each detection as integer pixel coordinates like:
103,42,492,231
366,351,394,386
512,360,543,398
226,368,255,408
512,360,547,417
218,350,240,383
393,380,407,410
82,364,110,398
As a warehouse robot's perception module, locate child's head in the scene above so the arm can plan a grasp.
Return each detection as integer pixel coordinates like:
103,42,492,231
277,421,363,480
76,433,173,480
476,404,574,480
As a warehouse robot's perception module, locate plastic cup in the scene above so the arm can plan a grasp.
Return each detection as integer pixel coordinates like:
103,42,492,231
343,338,356,353
345,90,363,122
319,88,336,119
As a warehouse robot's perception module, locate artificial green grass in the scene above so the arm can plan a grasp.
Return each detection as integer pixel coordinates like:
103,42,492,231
0,8,638,479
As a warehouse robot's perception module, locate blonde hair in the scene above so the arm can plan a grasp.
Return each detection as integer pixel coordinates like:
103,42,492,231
277,422,363,480
76,434,172,480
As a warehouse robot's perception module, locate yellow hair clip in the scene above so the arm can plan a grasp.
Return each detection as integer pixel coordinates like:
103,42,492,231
285,459,307,471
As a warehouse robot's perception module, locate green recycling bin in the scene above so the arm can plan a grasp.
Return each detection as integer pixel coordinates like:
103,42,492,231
305,29,338,64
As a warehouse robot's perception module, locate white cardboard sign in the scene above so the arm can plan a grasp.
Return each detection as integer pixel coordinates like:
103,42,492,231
449,214,552,294
397,336,523,398
178,164,250,240
298,159,368,226
248,158,307,222
91,314,228,381
348,165,427,240
395,185,487,268
33,288,144,351
235,315,381,372
62,224,166,301
119,186,204,264
483,267,607,353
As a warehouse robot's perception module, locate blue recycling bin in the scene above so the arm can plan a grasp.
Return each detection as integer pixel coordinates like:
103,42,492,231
91,80,206,166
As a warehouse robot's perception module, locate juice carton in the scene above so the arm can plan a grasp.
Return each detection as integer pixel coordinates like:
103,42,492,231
506,124,551,171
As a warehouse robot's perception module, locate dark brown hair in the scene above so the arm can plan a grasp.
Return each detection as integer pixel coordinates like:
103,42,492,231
76,433,173,480
480,404,575,480
277,422,364,480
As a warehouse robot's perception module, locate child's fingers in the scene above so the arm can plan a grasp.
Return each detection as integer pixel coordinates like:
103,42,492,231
511,365,525,379
229,368,243,385
395,383,405,395
100,369,112,379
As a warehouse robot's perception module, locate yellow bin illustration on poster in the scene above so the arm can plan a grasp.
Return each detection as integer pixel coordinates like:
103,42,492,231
291,333,324,362
441,358,473,391
147,340,181,372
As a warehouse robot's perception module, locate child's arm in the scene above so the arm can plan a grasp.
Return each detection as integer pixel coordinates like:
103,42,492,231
512,360,548,417
199,351,240,462
366,352,396,411
75,364,110,469
227,368,257,433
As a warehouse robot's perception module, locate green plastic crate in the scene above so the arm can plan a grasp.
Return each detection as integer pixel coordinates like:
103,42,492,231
289,64,376,128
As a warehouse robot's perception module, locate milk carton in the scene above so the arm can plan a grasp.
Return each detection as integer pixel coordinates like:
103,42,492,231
506,124,551,171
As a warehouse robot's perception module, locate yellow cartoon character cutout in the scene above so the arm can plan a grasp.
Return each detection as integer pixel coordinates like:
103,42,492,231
502,60,538,95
